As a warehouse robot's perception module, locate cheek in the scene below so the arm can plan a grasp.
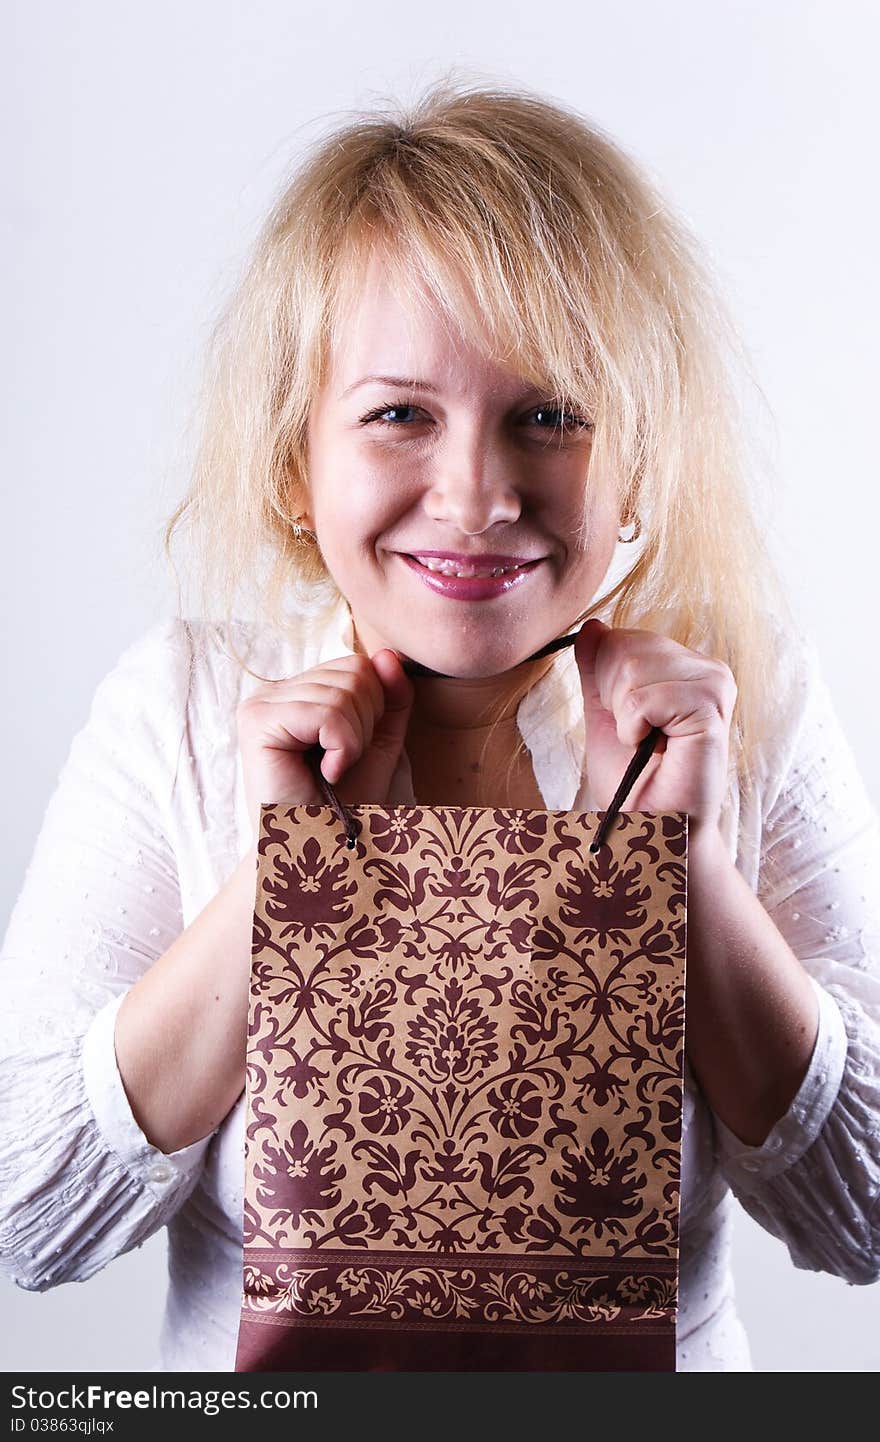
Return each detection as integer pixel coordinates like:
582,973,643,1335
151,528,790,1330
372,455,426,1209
556,512,619,589
312,485,394,569
322,455,413,539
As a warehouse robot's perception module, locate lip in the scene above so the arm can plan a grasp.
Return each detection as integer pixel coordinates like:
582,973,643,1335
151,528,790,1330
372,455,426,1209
398,552,543,601
405,551,537,567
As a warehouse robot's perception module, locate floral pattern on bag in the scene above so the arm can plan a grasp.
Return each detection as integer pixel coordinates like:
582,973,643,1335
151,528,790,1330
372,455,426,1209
238,803,686,1369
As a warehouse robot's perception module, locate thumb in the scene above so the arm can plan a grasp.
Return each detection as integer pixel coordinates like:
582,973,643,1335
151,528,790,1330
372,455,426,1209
342,648,415,801
573,618,611,733
370,647,415,744
572,617,627,811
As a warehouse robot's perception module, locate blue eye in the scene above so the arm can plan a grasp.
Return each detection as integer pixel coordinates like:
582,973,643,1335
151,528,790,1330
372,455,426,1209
359,403,421,426
356,400,593,434
531,405,592,433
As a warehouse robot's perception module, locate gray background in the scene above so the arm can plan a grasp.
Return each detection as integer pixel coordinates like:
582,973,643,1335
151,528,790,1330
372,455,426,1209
2,0,878,1372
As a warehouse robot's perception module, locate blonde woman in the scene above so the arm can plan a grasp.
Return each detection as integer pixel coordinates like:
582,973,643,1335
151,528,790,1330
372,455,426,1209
1,80,878,1372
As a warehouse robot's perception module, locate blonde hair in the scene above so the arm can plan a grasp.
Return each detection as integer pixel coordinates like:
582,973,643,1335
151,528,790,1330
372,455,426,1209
164,74,802,809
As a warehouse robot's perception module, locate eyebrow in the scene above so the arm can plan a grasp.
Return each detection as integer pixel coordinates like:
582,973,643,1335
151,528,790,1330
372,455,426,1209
338,374,556,404
339,375,442,400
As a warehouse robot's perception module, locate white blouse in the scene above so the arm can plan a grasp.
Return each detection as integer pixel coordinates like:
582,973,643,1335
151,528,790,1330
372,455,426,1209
1,592,879,1373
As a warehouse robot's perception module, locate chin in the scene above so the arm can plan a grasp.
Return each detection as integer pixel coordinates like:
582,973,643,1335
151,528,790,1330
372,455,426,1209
412,644,534,679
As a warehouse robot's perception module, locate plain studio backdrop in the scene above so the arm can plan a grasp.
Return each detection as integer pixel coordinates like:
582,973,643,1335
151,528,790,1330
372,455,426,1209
2,0,878,1374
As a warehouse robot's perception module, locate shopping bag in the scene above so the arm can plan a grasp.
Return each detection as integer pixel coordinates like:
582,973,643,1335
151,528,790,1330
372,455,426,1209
234,721,686,1372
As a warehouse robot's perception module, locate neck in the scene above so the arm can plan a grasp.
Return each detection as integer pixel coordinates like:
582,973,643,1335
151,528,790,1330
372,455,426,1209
408,650,558,731
346,610,562,732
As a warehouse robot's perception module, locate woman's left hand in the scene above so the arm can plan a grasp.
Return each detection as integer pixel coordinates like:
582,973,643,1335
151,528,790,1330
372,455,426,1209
573,618,738,843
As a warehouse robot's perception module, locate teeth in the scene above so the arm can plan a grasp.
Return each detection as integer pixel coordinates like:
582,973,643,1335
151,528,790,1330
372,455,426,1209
416,558,527,578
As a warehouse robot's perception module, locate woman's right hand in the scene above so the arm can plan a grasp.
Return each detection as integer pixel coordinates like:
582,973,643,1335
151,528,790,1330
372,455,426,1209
236,647,415,846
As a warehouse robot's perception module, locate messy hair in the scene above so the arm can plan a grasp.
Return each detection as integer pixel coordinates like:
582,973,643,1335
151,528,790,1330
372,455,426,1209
164,74,801,808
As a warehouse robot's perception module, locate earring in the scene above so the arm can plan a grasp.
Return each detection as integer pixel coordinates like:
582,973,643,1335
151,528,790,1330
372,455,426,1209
618,514,641,543
292,516,313,542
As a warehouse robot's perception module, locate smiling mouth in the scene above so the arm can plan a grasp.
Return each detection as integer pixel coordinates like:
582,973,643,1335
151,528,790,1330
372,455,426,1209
395,552,544,602
402,554,540,578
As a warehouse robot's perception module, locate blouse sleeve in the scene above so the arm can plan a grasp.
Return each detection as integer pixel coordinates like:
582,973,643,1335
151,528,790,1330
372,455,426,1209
0,618,219,1292
710,635,880,1285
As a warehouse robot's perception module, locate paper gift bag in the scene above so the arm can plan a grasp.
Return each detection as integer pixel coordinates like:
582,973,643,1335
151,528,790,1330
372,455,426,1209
234,720,686,1373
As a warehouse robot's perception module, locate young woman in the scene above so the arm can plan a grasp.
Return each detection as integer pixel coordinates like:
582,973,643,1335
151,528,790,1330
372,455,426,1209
2,80,878,1372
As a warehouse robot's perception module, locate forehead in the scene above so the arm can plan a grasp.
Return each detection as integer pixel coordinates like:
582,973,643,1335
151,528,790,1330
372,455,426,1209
326,248,535,400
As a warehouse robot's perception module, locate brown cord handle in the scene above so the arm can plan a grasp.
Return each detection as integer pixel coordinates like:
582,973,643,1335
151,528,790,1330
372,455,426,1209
303,630,664,851
587,723,662,851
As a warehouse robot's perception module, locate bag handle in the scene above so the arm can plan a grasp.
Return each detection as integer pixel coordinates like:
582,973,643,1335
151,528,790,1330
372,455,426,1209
304,630,663,851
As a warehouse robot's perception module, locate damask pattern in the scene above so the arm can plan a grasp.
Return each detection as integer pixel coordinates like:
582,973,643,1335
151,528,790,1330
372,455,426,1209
236,803,687,1371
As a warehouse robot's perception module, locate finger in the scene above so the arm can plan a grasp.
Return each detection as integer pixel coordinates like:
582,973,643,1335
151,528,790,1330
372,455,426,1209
248,692,365,783
370,648,414,717
254,683,368,758
611,678,729,749
332,650,415,802
345,654,389,737
607,652,728,746
280,670,382,758
573,618,613,727
312,704,366,783
260,658,385,739
303,670,378,754
366,649,415,762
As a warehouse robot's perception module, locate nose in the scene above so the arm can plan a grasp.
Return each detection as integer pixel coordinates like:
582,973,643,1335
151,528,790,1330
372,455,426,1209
421,441,522,535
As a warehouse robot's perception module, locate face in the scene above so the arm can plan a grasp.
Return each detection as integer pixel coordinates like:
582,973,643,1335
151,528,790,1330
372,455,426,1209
305,251,620,678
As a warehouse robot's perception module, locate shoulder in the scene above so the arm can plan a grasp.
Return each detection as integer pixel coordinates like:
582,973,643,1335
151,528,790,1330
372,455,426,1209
755,624,839,818
97,597,351,722
96,616,290,724
75,616,314,803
